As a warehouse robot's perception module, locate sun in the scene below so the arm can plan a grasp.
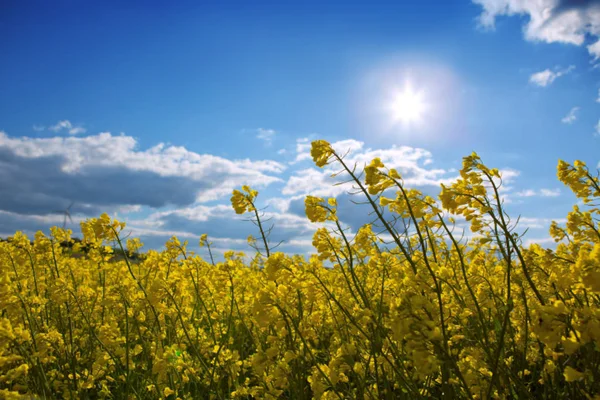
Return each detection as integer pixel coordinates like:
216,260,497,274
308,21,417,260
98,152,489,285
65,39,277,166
390,84,427,124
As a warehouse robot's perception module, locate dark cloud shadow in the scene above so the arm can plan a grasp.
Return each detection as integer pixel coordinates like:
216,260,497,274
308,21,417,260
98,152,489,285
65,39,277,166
0,147,205,216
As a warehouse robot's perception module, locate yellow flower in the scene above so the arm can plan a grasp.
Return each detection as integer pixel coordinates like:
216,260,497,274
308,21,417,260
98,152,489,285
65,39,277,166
310,140,333,167
364,157,394,194
305,195,338,223
305,196,327,222
199,233,208,247
563,366,585,382
231,186,258,214
3,140,600,399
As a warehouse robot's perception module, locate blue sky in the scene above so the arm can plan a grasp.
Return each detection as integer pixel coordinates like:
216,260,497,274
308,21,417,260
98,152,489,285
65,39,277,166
1,0,599,254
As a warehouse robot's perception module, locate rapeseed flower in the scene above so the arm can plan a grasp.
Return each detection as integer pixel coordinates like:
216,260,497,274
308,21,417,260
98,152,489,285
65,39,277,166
0,141,598,399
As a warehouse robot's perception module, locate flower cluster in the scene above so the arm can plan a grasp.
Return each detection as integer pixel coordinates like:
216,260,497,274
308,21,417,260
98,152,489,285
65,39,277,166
0,141,599,399
231,185,258,215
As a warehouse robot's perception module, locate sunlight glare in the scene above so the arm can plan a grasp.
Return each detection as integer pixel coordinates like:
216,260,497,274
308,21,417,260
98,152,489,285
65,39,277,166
391,84,427,125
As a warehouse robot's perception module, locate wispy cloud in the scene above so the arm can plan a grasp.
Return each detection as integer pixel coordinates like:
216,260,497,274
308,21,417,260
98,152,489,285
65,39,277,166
518,217,566,230
32,125,45,132
515,188,561,197
48,120,87,135
48,120,71,132
540,188,561,197
253,128,277,144
68,127,86,135
595,119,600,137
561,106,579,124
515,189,536,197
529,66,575,87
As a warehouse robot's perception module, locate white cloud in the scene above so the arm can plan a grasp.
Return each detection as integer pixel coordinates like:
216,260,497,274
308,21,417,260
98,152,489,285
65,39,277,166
0,126,573,252
48,120,71,132
48,120,86,135
146,202,317,252
497,168,520,184
524,236,561,246
540,188,561,197
529,65,575,87
589,38,600,61
288,135,323,165
150,204,233,223
264,195,302,213
282,138,455,197
518,217,566,230
597,88,600,103
490,168,521,203
0,209,65,226
254,128,277,144
116,204,143,214
32,125,45,132
0,132,284,176
515,189,536,197
68,126,86,135
595,119,600,137
0,131,286,206
282,168,340,197
289,137,313,164
561,106,579,123
474,0,600,60
515,188,561,197
125,225,199,240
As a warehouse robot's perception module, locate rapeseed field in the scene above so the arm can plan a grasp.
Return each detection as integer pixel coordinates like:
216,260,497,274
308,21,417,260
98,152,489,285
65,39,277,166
1,140,599,399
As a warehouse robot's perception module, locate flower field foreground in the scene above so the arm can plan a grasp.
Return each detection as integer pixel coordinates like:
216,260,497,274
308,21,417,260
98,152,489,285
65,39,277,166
1,140,600,400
